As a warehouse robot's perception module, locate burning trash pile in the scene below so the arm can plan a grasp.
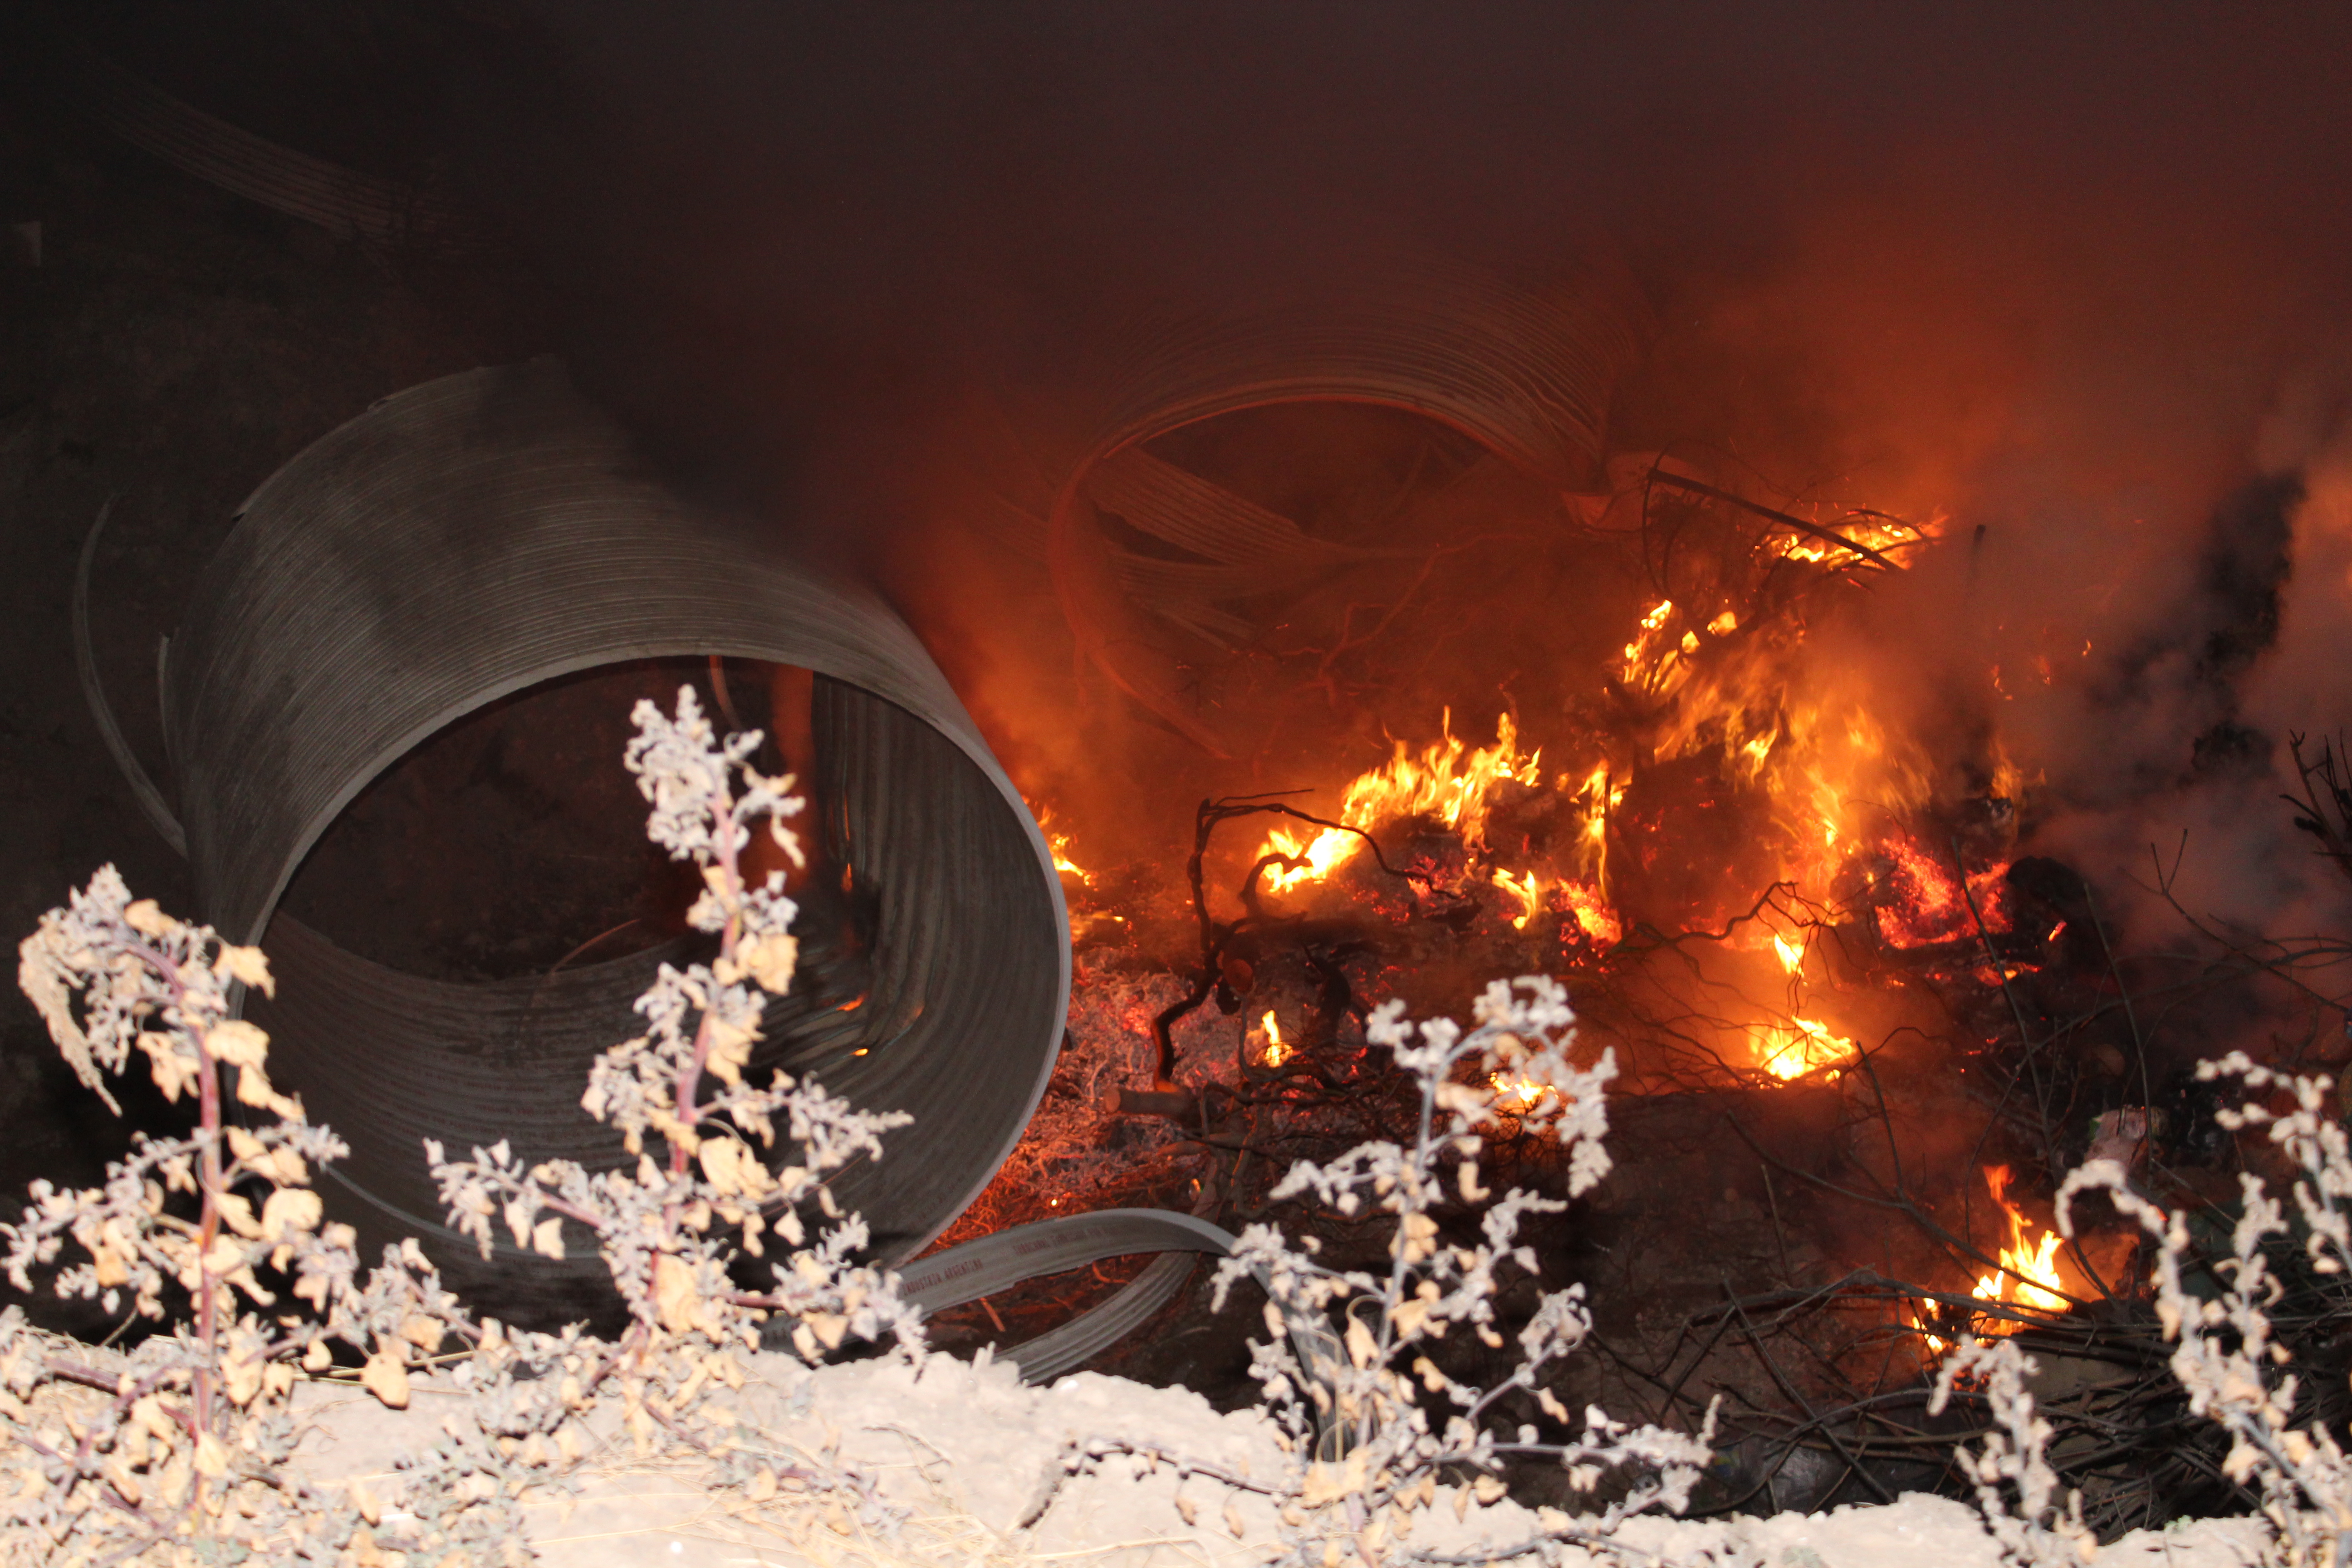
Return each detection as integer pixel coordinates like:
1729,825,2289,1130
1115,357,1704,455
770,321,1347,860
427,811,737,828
933,419,2352,1530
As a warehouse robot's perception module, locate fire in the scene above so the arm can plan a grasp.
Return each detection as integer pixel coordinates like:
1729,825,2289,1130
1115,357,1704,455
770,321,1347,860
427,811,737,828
1769,512,1934,566
1621,598,1678,685
1257,1011,1289,1067
1971,1164,2068,1320
1488,1072,1549,1115
1492,867,1543,930
1558,881,1622,945
1875,837,2014,949
1752,1017,1855,1080
1029,802,1092,885
1918,1164,2070,1353
1260,710,1543,893
1568,764,1614,843
1749,929,1855,1078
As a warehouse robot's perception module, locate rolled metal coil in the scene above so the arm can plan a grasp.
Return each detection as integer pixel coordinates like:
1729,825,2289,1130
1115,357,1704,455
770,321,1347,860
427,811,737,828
158,360,1068,1322
1044,258,1651,753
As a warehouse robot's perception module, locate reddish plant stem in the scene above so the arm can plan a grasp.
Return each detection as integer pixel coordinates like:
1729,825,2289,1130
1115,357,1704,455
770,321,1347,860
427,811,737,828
525,1192,605,1229
124,932,226,1445
193,1055,221,1424
39,1355,122,1392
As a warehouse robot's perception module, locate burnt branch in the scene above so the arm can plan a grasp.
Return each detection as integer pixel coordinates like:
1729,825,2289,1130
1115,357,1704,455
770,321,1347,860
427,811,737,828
2283,730,2352,890
1642,469,1911,572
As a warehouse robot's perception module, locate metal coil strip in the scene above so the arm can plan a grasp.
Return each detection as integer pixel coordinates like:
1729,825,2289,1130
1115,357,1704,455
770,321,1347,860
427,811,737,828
57,39,479,251
897,1208,1342,1390
163,361,1068,1322
1045,259,1649,752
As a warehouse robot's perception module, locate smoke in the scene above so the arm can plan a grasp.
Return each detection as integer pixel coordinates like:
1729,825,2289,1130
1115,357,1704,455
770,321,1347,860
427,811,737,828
417,1,2352,937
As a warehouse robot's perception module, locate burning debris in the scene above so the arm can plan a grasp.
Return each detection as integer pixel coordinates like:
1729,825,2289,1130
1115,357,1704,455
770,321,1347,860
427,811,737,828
948,420,2352,1530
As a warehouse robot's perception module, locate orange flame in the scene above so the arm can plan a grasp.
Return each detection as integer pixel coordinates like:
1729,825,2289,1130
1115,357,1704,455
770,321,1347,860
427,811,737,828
1492,867,1543,930
1257,1011,1289,1068
1919,1164,2069,1352
1972,1164,2068,1319
1751,1017,1855,1080
1748,930,1854,1078
1260,710,1542,893
1029,802,1092,885
1488,1071,1549,1115
1621,598,1680,687
1768,511,1940,566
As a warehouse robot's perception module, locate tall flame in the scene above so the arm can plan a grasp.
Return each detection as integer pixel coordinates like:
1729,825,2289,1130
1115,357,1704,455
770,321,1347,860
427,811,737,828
1750,930,1856,1079
1918,1164,2070,1353
1492,867,1543,929
1971,1164,2068,1320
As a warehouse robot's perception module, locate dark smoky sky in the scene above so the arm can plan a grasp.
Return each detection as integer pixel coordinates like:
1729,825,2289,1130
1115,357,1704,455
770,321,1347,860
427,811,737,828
439,2,2352,513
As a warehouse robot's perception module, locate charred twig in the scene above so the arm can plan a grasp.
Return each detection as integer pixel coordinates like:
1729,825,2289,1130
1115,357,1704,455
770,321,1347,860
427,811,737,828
2080,880,2156,1136
1759,1160,1793,1287
1721,1287,1896,1504
1150,795,1434,1087
2141,844,2352,1014
1643,470,1907,571
2283,730,2352,888
1724,1115,2094,1317
1111,1088,1200,1121
1951,836,2065,1191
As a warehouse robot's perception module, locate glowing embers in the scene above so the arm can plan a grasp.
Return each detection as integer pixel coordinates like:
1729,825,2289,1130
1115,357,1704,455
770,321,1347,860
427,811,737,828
1869,835,2015,950
1556,882,1623,946
1258,710,1544,894
1916,1164,2072,1353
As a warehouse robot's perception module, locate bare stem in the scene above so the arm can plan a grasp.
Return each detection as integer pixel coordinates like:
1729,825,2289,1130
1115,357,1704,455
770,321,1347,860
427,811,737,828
671,780,744,1180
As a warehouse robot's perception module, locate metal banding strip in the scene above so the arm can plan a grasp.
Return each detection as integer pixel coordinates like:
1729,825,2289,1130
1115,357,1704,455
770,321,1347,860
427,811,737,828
897,1208,1341,1391
1000,1254,1197,1385
56,40,480,251
898,1208,1240,1311
162,361,1069,1323
73,498,187,856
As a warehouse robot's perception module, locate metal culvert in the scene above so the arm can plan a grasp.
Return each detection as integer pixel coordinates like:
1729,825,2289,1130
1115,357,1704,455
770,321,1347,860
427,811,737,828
155,360,1069,1323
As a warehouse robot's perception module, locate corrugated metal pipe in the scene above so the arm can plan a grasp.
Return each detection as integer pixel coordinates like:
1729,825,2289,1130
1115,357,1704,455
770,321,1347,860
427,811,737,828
142,360,1069,1325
